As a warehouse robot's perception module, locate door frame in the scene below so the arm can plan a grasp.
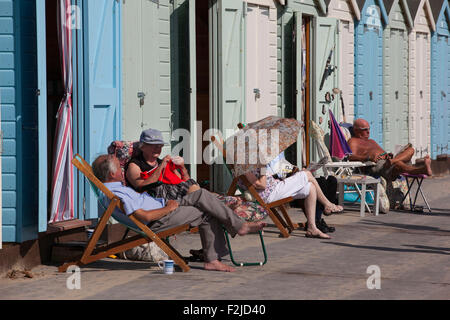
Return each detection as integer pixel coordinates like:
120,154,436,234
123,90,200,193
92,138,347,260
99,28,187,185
36,0,48,232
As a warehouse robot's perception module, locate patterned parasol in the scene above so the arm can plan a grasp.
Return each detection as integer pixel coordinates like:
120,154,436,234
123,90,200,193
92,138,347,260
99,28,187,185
224,116,302,177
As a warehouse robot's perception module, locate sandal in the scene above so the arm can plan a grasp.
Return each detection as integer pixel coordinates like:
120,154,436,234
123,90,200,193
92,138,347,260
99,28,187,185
323,204,344,216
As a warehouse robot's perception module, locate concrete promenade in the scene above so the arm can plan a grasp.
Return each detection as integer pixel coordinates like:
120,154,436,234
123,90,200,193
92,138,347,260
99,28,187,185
0,175,449,300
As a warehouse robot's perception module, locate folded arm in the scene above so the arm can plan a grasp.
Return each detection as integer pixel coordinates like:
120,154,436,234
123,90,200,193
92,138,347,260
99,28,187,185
132,200,179,224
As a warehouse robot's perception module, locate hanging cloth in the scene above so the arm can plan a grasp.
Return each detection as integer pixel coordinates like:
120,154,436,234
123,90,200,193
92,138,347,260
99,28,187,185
49,0,74,223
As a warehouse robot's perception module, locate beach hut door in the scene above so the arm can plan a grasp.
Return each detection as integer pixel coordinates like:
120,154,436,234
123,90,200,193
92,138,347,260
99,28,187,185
312,17,339,161
212,0,245,193
83,0,122,219
36,0,48,232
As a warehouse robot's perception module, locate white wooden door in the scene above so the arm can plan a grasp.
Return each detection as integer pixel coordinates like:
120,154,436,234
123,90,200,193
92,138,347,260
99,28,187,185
338,20,354,123
414,32,431,158
245,3,277,123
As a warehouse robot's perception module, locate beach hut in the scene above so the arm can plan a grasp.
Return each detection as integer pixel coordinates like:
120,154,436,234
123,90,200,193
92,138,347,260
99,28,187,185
1,0,122,244
382,0,413,154
408,0,435,162
354,0,389,146
326,0,362,124
430,0,450,159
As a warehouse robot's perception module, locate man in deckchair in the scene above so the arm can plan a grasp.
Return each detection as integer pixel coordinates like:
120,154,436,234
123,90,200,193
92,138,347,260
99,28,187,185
348,118,432,181
92,154,266,272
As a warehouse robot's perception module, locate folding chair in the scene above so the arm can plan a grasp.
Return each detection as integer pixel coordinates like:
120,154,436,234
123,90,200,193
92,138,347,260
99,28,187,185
211,134,300,238
309,120,368,177
58,154,193,272
109,140,267,267
399,173,431,213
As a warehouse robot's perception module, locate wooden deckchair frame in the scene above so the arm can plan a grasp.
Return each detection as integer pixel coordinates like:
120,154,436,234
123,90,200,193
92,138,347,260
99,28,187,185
58,154,192,272
211,134,300,238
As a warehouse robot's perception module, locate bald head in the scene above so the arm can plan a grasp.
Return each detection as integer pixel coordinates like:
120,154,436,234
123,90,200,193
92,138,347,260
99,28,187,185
353,118,370,139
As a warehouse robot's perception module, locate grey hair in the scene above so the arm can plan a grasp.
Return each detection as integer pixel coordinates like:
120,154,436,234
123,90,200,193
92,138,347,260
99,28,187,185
92,154,119,182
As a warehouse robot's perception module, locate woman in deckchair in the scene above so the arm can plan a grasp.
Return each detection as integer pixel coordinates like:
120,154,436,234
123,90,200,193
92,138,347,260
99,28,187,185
242,168,343,239
125,128,200,201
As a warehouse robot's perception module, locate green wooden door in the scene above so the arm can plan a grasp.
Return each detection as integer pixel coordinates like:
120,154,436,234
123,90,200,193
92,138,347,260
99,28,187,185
312,16,339,162
212,0,246,193
122,0,172,156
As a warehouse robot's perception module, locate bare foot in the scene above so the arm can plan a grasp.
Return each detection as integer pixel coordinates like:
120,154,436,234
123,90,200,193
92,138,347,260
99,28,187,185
204,260,236,272
305,228,331,239
424,155,432,176
237,221,267,236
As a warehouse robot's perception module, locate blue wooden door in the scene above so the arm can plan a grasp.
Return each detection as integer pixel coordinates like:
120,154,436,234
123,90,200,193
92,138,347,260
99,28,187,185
431,34,449,157
36,0,48,232
354,1,384,146
83,0,121,219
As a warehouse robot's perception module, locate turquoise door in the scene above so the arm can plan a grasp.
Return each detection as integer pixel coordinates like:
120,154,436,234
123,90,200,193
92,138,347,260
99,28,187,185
83,0,122,219
431,34,449,157
36,0,48,232
431,3,450,159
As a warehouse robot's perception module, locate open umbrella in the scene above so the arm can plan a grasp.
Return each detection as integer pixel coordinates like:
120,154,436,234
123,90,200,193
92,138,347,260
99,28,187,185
328,109,352,160
224,116,302,177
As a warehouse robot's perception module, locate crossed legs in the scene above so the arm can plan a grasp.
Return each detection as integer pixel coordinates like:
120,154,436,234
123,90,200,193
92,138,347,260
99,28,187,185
387,147,432,177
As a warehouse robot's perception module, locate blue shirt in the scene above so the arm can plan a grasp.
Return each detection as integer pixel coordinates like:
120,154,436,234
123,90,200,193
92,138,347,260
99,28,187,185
104,182,166,216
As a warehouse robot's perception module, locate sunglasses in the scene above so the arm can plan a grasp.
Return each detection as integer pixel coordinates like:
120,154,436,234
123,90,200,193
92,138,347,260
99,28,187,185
357,127,370,131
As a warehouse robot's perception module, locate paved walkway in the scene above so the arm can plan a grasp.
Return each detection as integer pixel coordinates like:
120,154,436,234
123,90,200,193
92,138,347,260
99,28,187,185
1,176,449,300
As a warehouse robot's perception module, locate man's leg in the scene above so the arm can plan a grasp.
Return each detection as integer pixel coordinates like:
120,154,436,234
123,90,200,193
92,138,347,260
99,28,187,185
391,147,414,164
179,189,265,236
151,206,235,272
389,155,432,177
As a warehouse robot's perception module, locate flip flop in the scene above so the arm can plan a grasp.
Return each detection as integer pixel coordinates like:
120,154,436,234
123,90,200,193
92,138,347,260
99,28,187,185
323,206,345,216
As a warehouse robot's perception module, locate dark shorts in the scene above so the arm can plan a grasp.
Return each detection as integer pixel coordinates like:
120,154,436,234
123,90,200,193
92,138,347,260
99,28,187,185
363,159,395,180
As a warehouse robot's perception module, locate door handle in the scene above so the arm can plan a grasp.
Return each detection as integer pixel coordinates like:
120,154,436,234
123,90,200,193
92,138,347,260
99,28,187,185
395,91,399,99
137,92,146,106
253,88,261,99
369,91,373,100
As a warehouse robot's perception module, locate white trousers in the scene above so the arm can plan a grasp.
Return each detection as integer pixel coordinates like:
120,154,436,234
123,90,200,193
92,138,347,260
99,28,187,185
266,171,311,203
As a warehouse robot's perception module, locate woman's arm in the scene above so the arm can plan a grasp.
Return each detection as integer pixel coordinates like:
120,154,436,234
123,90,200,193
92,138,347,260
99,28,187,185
126,161,166,189
132,200,179,224
244,172,267,190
